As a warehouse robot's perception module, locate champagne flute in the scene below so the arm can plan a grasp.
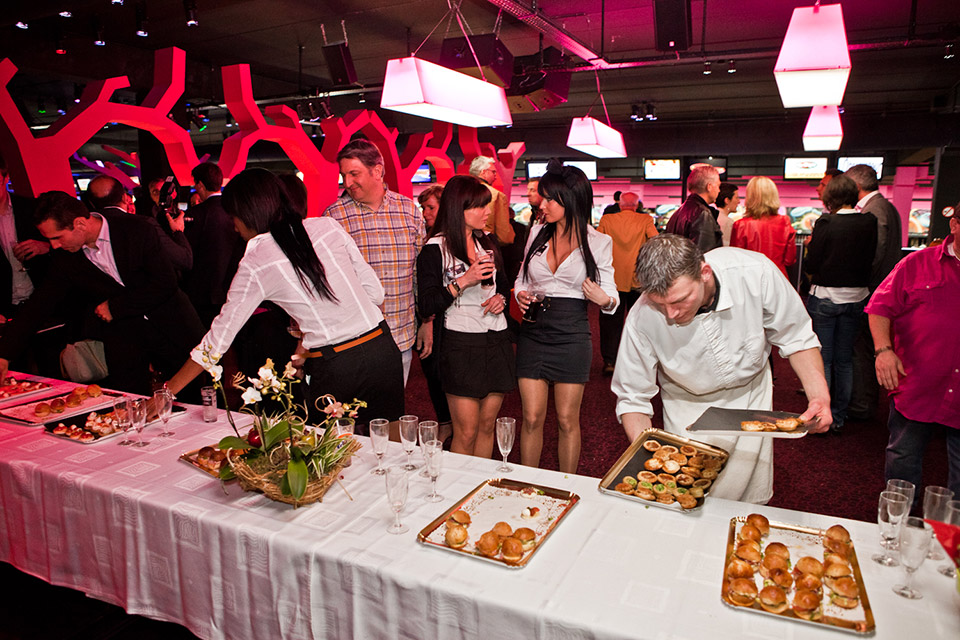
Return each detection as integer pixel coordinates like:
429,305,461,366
154,388,175,438
939,500,960,577
398,415,419,471
886,478,916,511
922,486,954,561
130,398,148,447
384,466,409,534
495,417,516,473
333,418,354,467
369,419,390,476
114,397,134,446
423,440,444,502
873,490,909,566
418,420,439,478
892,516,932,599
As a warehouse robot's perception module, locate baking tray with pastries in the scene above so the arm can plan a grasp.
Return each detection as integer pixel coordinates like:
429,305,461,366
0,384,118,426
417,478,580,569
721,514,875,635
179,445,231,478
686,406,812,438
45,403,186,444
0,375,54,404
598,428,729,512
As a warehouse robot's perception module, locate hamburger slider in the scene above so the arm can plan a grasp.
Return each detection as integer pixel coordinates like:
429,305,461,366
758,585,788,614
444,523,468,549
794,556,824,578
760,553,789,579
746,514,770,537
828,577,860,609
725,557,755,580
795,572,822,594
739,524,762,544
766,567,794,590
514,527,536,552
492,521,513,538
500,537,524,565
734,542,762,568
824,562,853,592
447,510,472,528
825,524,851,545
763,542,790,562
726,578,758,607
476,531,501,557
791,589,822,621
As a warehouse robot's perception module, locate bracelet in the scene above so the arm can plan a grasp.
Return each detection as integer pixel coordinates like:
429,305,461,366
601,296,617,312
874,345,893,357
450,279,462,297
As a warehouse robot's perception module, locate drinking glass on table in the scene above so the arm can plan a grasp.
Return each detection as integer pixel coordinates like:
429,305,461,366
495,417,516,473
873,490,909,566
886,479,916,510
423,440,444,503
130,397,148,447
384,466,409,534
369,419,390,476
398,415,419,471
333,419,354,467
892,516,933,599
418,421,439,478
114,397,134,446
939,500,960,578
153,388,175,438
922,486,954,561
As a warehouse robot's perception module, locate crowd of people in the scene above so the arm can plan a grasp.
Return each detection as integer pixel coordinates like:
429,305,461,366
0,145,956,502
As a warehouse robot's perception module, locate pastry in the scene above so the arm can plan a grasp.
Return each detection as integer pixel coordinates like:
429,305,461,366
775,417,801,431
642,439,661,452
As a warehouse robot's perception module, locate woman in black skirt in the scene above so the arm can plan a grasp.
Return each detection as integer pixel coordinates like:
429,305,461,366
417,175,515,458
514,160,618,473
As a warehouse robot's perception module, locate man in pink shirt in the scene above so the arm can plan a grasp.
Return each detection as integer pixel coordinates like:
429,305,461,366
866,211,960,499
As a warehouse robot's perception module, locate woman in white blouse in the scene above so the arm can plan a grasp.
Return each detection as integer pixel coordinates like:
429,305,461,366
167,168,404,428
417,176,514,457
514,160,619,473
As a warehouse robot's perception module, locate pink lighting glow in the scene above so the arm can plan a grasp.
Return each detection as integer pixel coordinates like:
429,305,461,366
802,105,843,151
566,116,626,159
380,57,512,128
774,4,851,108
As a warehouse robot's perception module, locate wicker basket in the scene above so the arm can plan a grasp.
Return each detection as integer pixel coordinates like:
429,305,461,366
227,437,362,507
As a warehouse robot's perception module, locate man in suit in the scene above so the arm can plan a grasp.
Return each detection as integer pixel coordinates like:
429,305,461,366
666,165,723,253
844,164,904,421
182,162,243,327
469,156,515,247
0,162,50,321
0,191,204,395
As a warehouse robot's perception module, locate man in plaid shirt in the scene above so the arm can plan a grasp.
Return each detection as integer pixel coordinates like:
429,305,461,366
325,139,431,384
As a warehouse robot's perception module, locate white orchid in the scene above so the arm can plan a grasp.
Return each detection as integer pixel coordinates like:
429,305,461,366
283,361,297,379
241,387,262,405
209,364,223,382
247,376,263,389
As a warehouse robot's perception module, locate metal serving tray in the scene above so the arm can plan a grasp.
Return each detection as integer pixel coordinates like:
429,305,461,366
179,446,229,478
417,478,580,569
0,375,55,407
721,516,875,635
686,406,812,438
44,404,186,444
0,389,120,426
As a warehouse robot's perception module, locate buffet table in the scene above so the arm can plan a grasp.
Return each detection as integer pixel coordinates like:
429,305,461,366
0,403,957,640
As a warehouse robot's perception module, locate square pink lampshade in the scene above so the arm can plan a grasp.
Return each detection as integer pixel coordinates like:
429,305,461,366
566,116,627,159
380,56,512,128
802,105,843,151
774,3,851,108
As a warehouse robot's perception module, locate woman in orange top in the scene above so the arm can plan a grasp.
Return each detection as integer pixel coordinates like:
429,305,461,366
730,176,797,278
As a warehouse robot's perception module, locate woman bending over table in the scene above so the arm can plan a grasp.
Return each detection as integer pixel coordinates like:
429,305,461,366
417,175,515,457
514,160,618,473
166,168,404,428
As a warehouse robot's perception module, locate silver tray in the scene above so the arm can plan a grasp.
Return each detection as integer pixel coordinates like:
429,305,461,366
686,406,812,438
0,388,119,426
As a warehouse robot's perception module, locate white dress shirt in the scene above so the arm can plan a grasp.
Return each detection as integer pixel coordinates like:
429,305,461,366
193,218,384,362
611,248,821,503
425,235,506,334
81,213,125,286
514,224,619,313
0,204,34,304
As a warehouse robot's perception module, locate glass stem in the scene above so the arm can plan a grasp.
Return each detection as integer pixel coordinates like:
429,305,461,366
376,454,383,473
394,510,402,529
903,567,914,590
431,477,437,495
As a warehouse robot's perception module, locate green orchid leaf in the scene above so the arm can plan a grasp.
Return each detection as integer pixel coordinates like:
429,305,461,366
263,420,290,449
286,457,308,499
279,472,292,496
218,466,236,481
218,436,251,450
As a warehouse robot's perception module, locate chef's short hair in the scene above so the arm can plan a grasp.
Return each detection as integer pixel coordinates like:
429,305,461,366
635,234,704,296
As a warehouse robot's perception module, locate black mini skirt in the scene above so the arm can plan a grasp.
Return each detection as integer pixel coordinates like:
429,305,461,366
516,297,591,383
439,328,516,399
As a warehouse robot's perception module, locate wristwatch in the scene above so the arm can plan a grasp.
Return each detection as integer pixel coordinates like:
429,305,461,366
874,346,893,357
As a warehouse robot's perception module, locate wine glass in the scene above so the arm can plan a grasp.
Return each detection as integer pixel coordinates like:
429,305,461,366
873,490,909,566
369,419,390,476
398,415,419,471
154,388,175,438
418,420,439,478
384,466,409,534
423,440,444,502
886,478,916,510
892,516,932,599
939,500,960,578
922,486,954,561
495,417,516,473
130,398,148,447
114,398,134,446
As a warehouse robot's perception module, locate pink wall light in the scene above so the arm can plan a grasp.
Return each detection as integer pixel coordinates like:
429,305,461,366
774,4,851,108
566,116,626,158
802,105,843,151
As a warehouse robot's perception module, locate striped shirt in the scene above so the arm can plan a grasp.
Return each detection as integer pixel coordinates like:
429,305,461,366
325,190,425,351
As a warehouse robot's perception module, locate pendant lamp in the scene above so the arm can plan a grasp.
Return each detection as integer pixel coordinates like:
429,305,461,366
566,116,627,158
774,3,851,108
802,105,843,151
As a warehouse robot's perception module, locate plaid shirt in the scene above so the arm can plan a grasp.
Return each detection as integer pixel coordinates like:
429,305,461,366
325,190,425,351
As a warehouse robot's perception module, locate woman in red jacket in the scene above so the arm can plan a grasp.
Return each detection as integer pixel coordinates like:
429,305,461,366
730,176,797,278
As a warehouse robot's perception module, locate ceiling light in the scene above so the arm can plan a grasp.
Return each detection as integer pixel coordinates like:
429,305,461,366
136,1,148,37
774,4,851,108
15,21,28,29
225,113,234,128
93,18,105,46
184,0,198,27
59,10,73,18
644,102,658,121
381,56,512,128
73,84,82,103
727,60,736,74
630,104,641,121
567,116,627,158
946,44,955,60
703,61,711,75
802,105,843,151
112,0,124,5
358,93,366,104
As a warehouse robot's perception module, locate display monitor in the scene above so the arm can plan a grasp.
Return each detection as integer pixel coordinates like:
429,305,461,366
411,163,432,184
643,159,681,180
688,156,726,175
526,160,598,181
838,156,883,179
784,157,828,180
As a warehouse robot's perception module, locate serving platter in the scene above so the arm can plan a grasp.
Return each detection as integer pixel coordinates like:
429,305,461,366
44,404,187,444
598,428,728,513
417,478,579,569
686,406,812,438
0,375,55,406
179,446,230,478
0,387,119,426
721,516,875,635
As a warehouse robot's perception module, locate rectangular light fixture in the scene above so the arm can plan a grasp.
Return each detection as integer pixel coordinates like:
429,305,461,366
566,116,627,159
774,4,851,108
802,105,843,151
380,56,512,128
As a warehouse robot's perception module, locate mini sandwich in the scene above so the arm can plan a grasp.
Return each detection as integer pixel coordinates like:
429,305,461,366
824,561,853,592
828,577,860,609
726,578,758,607
514,527,536,552
500,537,524,565
492,521,513,537
825,524,851,546
444,523,468,549
795,572,822,594
792,589,822,621
760,553,789,579
794,556,824,579
476,531,501,557
765,567,794,590
739,524,762,544
746,513,770,537
725,557,755,580
758,585,788,614
763,542,790,562
446,510,472,528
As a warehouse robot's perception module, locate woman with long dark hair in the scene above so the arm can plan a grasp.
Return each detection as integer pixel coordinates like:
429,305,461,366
417,175,514,457
514,160,619,472
166,168,403,427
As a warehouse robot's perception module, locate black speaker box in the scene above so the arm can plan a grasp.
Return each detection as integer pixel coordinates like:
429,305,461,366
322,41,357,86
653,0,692,52
506,71,571,113
439,34,514,88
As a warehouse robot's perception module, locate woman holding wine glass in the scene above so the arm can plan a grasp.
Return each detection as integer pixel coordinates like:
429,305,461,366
416,175,515,458
514,160,618,473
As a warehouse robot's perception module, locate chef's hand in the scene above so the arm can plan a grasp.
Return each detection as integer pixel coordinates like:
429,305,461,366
481,293,506,316
800,397,831,433
582,278,614,309
416,320,433,359
875,350,905,391
13,239,50,262
95,301,113,323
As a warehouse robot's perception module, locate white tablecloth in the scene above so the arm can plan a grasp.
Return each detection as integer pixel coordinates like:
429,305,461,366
0,406,957,640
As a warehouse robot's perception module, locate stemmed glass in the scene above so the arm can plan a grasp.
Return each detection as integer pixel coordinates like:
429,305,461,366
114,398,134,446
873,490,909,566
418,421,439,478
130,398,148,447
495,417,516,473
886,478,915,511
398,415,419,471
939,500,960,577
423,440,443,503
384,466,409,534
922,486,954,561
892,516,932,599
153,388,175,438
369,418,390,476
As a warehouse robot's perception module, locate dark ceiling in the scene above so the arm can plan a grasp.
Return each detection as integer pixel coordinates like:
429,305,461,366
2,0,959,160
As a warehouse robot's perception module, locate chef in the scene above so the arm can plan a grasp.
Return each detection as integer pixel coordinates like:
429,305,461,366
611,234,831,503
